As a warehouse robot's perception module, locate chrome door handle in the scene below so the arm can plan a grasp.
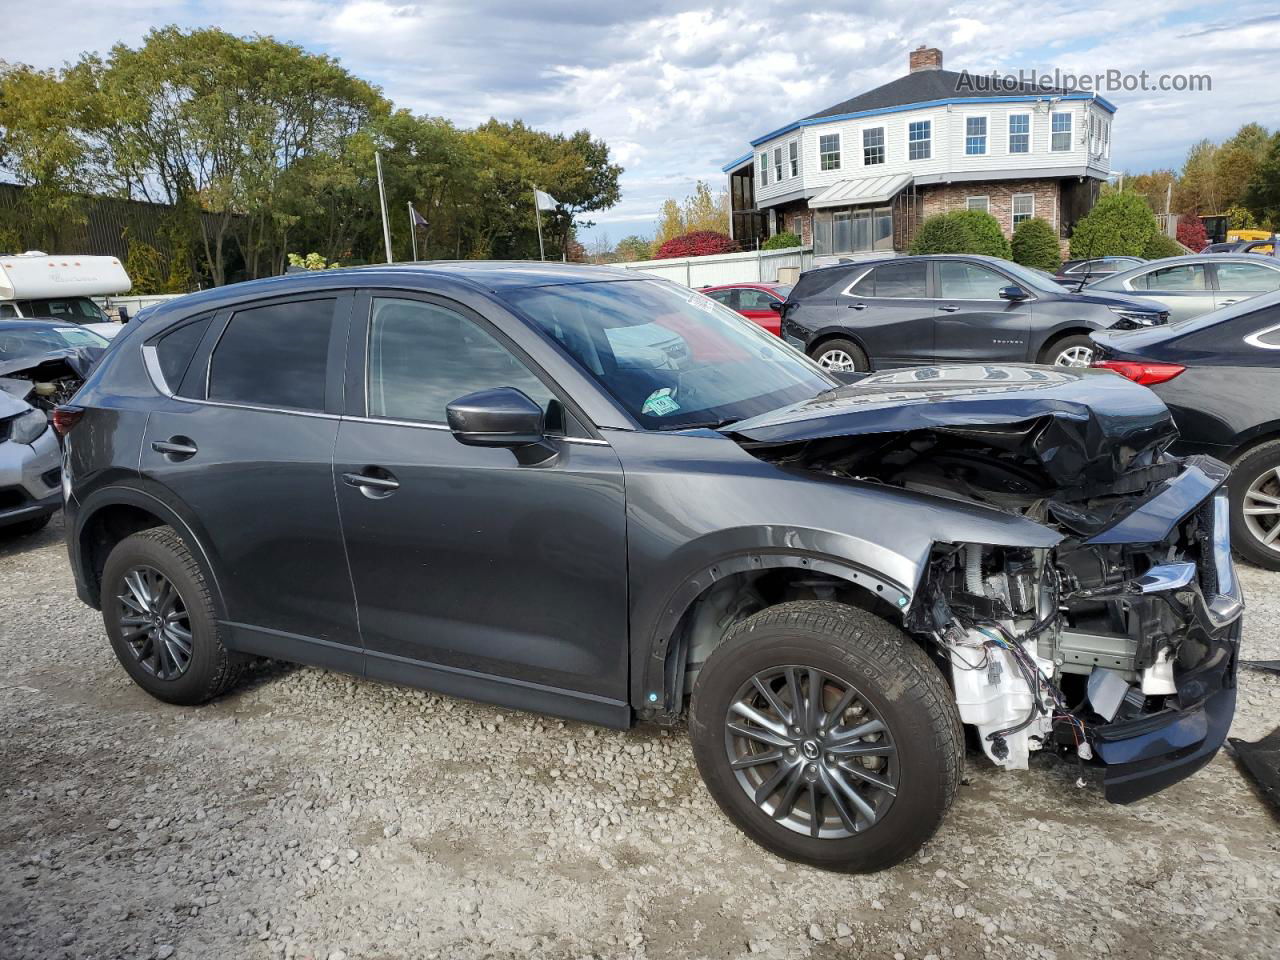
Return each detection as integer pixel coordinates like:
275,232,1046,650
151,438,198,460
1219,298,1241,306
939,305,961,313
848,302,868,310
342,471,400,494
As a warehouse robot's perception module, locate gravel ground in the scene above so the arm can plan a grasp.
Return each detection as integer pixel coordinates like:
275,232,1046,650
2,515,1278,960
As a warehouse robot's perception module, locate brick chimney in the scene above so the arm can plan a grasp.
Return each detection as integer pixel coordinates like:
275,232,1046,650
909,46,943,73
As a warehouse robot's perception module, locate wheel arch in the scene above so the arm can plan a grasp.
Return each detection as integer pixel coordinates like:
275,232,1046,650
74,485,225,614
1035,325,1096,363
807,328,872,362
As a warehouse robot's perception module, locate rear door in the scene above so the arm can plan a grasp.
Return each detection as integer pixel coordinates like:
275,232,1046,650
1126,263,1214,322
331,291,630,723
139,293,360,664
1210,260,1280,310
837,260,935,365
932,260,1034,362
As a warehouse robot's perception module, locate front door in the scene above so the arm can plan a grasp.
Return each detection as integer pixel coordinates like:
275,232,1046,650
333,293,630,724
139,293,360,662
932,260,1034,362
735,287,783,335
838,259,935,366
1128,263,1214,322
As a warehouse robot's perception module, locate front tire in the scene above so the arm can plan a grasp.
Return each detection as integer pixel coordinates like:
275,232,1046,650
1042,334,1096,367
101,526,245,705
1230,440,1280,570
810,338,869,373
689,600,963,873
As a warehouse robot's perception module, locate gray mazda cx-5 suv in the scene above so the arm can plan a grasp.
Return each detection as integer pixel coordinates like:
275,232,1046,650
782,254,1167,372
60,263,1241,872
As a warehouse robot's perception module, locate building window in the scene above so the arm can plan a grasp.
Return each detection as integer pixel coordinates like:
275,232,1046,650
759,152,769,186
863,127,885,165
1012,193,1035,226
819,134,841,171
788,140,798,178
1051,112,1072,151
966,196,990,213
774,146,784,180
1009,113,1030,154
908,120,931,160
965,117,987,155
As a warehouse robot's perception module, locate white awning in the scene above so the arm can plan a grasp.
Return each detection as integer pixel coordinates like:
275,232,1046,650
808,173,913,210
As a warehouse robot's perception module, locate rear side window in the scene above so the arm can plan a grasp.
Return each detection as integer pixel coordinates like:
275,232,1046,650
153,315,213,392
871,261,928,298
208,298,335,411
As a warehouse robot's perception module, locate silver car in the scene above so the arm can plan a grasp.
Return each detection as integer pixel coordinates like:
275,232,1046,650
1089,254,1280,322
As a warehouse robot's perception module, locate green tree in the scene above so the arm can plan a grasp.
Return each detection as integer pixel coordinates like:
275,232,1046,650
1010,218,1061,271
761,231,801,250
1068,192,1157,258
1244,133,1280,229
910,210,1010,258
1225,204,1258,230
1143,232,1185,258
615,235,652,261
654,198,684,252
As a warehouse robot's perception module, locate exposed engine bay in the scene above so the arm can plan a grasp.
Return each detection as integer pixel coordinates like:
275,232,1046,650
0,353,97,414
728,366,1243,802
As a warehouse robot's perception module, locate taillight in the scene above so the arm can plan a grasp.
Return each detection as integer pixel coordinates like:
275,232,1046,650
52,405,85,436
1091,359,1186,386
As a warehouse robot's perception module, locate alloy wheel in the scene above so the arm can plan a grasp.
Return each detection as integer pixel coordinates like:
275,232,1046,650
1243,467,1280,554
116,565,193,680
817,350,858,372
723,665,898,838
1054,345,1094,367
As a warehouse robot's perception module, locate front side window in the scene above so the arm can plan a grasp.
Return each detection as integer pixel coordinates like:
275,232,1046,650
1215,262,1280,292
18,296,108,324
759,152,769,186
863,127,885,165
966,196,990,213
788,140,799,178
908,120,931,161
819,134,841,170
0,304,18,318
965,117,987,155
1009,113,1030,153
938,261,1009,299
738,289,778,310
870,261,928,298
503,280,831,430
207,298,335,411
1012,193,1035,226
1051,112,1072,151
1133,265,1208,291
367,297,554,424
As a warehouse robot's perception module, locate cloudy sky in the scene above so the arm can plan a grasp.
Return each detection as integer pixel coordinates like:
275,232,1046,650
3,1,1277,244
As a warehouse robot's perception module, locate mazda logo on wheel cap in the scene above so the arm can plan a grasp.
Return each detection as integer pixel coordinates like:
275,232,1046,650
801,739,820,760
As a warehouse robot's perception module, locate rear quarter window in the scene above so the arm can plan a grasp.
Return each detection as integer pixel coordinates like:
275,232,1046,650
151,314,214,392
207,298,336,411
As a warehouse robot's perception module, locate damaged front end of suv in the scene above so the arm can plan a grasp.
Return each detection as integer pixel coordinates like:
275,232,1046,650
730,365,1242,803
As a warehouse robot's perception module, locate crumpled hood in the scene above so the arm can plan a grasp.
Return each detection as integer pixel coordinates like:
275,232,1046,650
727,364,1177,489
0,347,101,381
0,383,32,416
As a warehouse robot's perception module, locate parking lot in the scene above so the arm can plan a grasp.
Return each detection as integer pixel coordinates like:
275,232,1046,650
1,515,1277,960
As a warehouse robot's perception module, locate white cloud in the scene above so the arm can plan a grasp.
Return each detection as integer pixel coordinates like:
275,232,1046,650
2,1,1275,242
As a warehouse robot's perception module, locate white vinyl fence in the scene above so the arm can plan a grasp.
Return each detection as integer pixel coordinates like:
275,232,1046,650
613,246,815,287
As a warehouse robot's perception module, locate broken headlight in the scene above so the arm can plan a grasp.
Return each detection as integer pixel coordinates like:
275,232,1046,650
9,408,48,445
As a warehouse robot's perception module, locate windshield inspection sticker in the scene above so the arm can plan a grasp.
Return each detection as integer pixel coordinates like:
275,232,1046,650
641,388,681,417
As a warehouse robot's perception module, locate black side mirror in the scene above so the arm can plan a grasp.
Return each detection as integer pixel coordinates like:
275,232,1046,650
999,285,1029,301
768,300,783,313
116,306,130,323
446,387,556,465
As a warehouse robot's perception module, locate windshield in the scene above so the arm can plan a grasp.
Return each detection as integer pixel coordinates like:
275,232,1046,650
503,279,834,429
0,325,108,361
20,296,109,324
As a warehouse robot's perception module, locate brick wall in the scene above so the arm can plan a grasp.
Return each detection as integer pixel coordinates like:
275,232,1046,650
783,210,813,246
921,179,1062,241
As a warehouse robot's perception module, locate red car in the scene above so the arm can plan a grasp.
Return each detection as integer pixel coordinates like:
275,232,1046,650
700,283,791,336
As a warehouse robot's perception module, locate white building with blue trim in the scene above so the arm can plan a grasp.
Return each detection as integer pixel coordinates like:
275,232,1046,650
723,46,1114,257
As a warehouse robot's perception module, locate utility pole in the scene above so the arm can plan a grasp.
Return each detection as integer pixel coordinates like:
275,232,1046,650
408,202,418,261
375,151,393,264
533,187,546,261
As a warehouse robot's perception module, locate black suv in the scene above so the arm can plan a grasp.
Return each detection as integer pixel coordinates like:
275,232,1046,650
62,264,1241,872
782,254,1167,371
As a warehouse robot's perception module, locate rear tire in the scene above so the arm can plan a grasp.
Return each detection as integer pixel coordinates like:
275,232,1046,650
689,600,963,873
1229,440,1280,570
810,338,870,373
101,526,245,705
1041,333,1096,367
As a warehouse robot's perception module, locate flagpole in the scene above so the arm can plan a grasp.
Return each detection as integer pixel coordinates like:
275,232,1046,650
533,187,545,261
408,203,418,261
375,150,393,264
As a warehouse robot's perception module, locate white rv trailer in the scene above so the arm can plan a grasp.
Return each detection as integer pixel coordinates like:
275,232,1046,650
0,251,132,339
